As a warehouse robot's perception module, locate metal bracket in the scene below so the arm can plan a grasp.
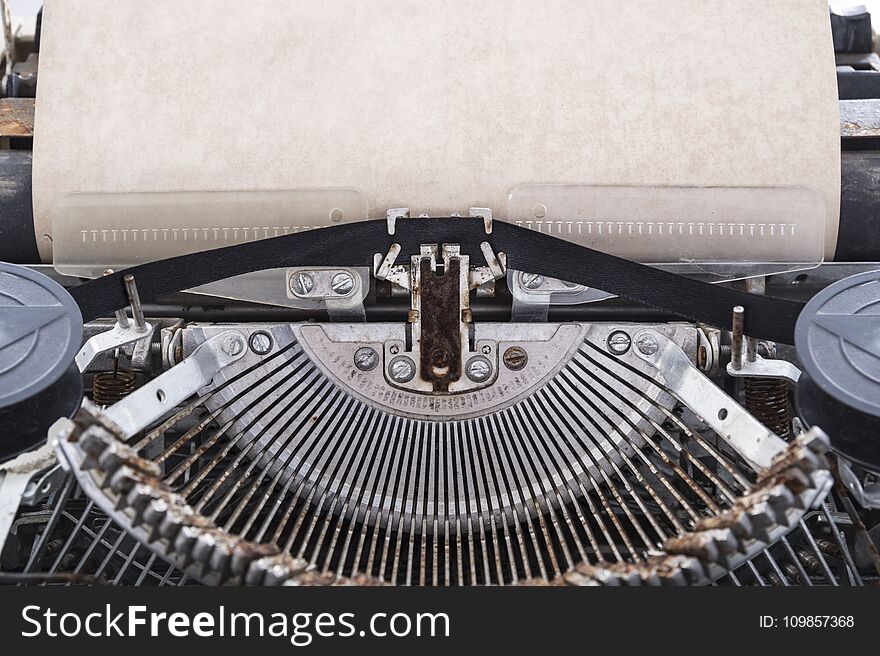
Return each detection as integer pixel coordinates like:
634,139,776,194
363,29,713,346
468,207,494,234
373,244,409,289
839,459,880,510
76,320,154,372
373,241,508,394
374,240,506,293
632,329,788,472
386,208,409,236
509,269,613,322
285,267,368,321
103,330,248,437
386,207,494,236
726,304,801,383
75,273,154,371
469,242,507,289
726,354,802,383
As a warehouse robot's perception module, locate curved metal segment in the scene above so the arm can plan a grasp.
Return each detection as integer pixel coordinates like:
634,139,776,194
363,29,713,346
53,320,833,586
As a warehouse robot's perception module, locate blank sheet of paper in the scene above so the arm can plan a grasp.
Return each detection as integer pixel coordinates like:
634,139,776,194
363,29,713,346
33,0,841,274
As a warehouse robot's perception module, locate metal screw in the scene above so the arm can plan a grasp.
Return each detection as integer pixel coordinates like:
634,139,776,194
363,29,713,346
430,348,452,375
520,272,545,290
389,344,400,355
248,331,273,355
636,333,659,356
466,356,492,383
388,356,416,384
481,345,492,355
289,272,315,296
607,331,632,356
222,335,245,356
331,272,355,296
354,347,379,372
503,347,528,371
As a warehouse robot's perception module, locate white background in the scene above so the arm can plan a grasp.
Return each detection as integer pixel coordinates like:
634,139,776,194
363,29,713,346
8,0,41,15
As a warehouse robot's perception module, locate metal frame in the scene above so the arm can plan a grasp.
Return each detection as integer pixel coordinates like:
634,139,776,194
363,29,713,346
102,330,248,437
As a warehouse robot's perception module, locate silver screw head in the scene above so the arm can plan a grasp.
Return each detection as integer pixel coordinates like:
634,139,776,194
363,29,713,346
503,346,528,371
481,344,492,355
331,272,355,296
289,272,315,296
389,344,400,355
466,356,493,383
388,356,416,384
520,272,545,290
636,333,659,356
248,331,273,355
222,335,245,356
354,347,379,372
607,331,632,356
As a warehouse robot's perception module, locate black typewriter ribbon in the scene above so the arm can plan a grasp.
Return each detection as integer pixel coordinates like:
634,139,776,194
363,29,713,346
70,218,806,344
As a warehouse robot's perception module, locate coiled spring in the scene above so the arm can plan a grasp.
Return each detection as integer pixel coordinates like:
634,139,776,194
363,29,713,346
745,377,792,440
92,369,137,406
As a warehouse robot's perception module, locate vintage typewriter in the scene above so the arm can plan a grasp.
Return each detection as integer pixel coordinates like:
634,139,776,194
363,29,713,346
1,2,879,587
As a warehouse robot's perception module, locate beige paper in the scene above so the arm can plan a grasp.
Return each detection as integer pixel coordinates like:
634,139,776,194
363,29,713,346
33,0,841,270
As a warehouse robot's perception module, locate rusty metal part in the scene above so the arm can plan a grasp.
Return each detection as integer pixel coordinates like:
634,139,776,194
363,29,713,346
0,98,34,138
502,346,528,371
418,257,462,391
92,369,137,406
829,454,880,579
53,327,836,586
564,432,833,586
731,306,745,371
53,406,365,586
745,378,793,440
